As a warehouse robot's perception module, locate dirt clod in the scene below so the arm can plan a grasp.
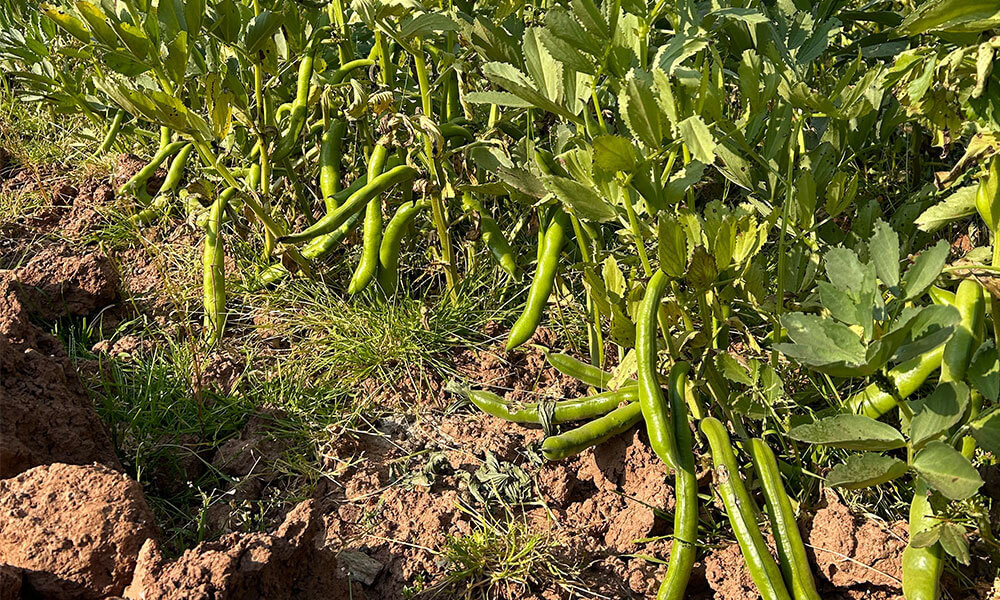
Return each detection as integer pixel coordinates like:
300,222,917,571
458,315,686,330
0,249,121,478
0,463,157,600
123,500,364,600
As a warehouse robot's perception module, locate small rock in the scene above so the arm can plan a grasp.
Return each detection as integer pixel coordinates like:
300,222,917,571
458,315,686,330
337,550,383,586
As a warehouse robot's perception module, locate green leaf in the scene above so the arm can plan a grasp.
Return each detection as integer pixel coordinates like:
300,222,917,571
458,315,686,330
543,175,616,222
537,26,596,75
593,135,636,173
663,161,706,205
245,11,283,55
686,246,718,290
939,523,971,565
717,352,754,386
482,62,580,123
75,1,119,48
657,215,687,279
164,31,188,87
970,410,1000,454
908,381,970,450
677,115,717,164
465,90,534,108
523,28,564,104
968,342,998,402
912,442,983,500
902,240,949,301
870,220,900,289
399,12,459,38
775,313,867,368
789,415,906,451
826,453,908,490
915,185,978,233
900,0,1000,34
183,0,205,40
910,525,942,548
619,68,664,148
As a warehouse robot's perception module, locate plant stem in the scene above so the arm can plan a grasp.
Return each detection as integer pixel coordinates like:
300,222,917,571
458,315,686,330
413,40,458,302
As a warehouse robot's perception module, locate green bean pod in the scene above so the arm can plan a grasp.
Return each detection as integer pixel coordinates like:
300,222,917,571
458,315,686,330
902,278,983,599
330,58,375,84
320,120,347,211
129,143,196,225
701,418,792,600
545,351,613,389
637,269,676,468
440,123,474,143
902,480,944,600
749,439,821,600
376,199,429,295
348,144,390,295
540,402,643,460
506,209,570,350
657,362,698,600
118,140,186,198
270,30,327,162
481,214,519,279
844,345,945,417
469,386,639,424
203,187,237,345
940,278,985,383
97,110,124,155
463,191,518,279
927,286,955,307
279,165,418,244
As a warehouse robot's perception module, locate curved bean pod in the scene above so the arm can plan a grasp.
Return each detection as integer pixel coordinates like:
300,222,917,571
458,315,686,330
468,386,639,424
376,199,429,295
506,209,570,350
278,165,418,244
540,402,643,460
203,187,237,345
657,362,698,600
637,269,676,467
701,418,791,600
545,352,614,389
97,110,124,155
749,439,821,600
348,144,390,295
319,120,347,211
118,140,187,198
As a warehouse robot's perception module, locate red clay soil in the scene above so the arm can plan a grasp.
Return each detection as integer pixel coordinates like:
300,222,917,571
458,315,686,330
124,500,361,600
0,247,122,478
0,463,157,599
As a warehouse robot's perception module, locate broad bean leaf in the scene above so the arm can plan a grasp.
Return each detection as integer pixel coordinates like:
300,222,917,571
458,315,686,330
774,313,868,374
593,135,636,173
543,175,616,222
657,216,688,278
967,342,999,402
902,240,949,300
912,442,983,500
677,115,717,164
908,381,969,450
789,415,906,451
870,220,900,289
826,453,908,490
970,409,1000,454
915,185,977,233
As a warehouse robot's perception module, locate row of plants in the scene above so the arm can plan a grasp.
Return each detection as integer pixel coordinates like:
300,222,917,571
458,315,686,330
3,0,1000,598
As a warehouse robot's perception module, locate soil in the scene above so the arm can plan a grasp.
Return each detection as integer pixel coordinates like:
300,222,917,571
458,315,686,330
2,158,996,600
0,247,121,478
0,462,157,599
